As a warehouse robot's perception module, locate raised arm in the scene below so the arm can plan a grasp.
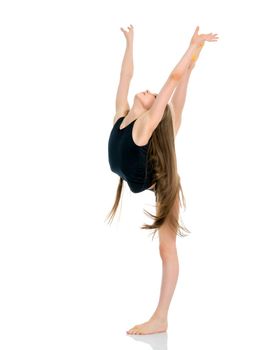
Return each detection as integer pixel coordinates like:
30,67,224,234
147,26,219,130
170,27,219,130
113,25,134,123
146,41,199,130
169,44,204,132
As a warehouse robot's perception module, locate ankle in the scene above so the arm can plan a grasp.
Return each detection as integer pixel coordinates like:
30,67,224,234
191,42,204,64
150,312,168,322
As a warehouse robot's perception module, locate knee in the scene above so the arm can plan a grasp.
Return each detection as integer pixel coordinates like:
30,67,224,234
159,243,177,260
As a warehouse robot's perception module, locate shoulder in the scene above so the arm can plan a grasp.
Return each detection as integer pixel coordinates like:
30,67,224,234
113,109,129,125
132,112,154,146
138,104,177,139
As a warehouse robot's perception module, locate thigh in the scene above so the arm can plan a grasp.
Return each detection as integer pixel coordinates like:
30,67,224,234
170,102,181,138
158,192,179,249
147,183,156,191
174,119,181,137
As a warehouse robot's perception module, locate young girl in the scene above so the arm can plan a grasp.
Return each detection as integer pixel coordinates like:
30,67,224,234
106,24,219,335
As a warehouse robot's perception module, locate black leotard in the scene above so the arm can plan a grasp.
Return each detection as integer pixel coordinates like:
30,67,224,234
108,116,154,193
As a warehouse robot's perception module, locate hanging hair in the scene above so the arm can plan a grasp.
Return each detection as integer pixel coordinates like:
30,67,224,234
105,103,191,240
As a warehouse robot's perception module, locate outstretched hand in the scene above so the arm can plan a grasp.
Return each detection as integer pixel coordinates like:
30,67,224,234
120,24,134,42
190,26,219,46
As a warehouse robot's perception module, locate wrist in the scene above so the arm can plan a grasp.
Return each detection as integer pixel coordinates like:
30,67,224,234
189,42,199,48
126,39,133,46
189,41,204,49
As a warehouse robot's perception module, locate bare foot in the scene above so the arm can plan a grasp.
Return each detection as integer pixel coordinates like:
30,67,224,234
127,317,168,335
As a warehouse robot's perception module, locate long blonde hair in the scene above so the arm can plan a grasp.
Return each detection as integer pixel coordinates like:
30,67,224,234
105,103,191,240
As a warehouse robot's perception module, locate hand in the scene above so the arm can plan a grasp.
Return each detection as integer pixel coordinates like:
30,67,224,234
190,26,219,46
120,24,134,42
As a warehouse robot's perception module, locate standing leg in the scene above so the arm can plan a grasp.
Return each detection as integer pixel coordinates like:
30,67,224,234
127,193,179,335
151,191,179,321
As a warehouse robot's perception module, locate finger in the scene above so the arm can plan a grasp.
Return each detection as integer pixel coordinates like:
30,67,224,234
193,25,199,36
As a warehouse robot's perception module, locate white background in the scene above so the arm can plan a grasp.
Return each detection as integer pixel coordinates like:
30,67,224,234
1,0,279,349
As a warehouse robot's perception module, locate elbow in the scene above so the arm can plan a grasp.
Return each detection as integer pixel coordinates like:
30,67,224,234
170,71,182,82
120,70,133,78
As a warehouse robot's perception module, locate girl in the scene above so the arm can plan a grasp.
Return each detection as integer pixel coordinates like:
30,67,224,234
106,24,219,335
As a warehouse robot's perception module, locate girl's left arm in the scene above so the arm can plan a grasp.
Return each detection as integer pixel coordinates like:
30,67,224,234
113,25,134,123
120,24,134,76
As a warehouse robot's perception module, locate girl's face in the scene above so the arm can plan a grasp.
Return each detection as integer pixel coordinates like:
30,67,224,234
136,90,158,109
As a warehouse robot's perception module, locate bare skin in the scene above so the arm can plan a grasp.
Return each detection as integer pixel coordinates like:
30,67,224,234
126,43,205,336
127,188,180,335
120,25,219,335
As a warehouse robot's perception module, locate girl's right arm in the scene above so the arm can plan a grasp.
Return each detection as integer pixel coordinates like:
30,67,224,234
172,26,218,78
146,43,200,130
146,26,218,130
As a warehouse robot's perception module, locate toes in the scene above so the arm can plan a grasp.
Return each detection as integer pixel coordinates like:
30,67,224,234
133,327,142,334
127,327,138,334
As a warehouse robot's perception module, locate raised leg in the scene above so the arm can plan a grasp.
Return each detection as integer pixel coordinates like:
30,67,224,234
189,41,205,69
171,41,205,137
